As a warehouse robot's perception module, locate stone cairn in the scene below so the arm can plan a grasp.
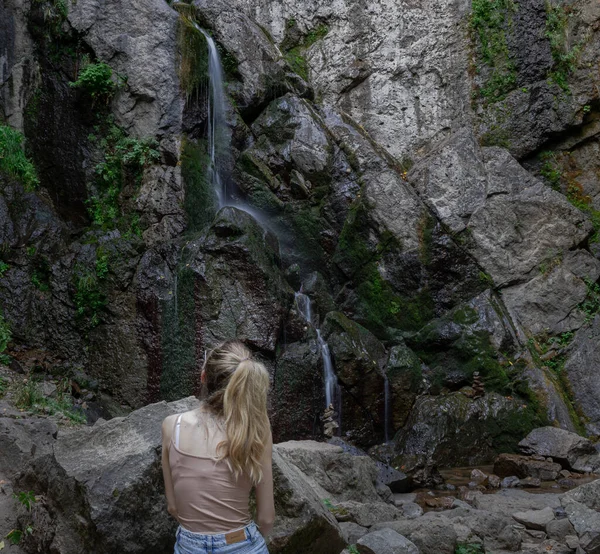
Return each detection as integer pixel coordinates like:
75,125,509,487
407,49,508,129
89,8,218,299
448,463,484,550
472,371,485,398
322,404,339,438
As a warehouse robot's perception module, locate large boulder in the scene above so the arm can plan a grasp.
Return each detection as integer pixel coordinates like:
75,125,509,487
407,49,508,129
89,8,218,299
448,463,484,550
393,392,541,486
356,528,419,554
16,397,200,554
561,479,600,537
519,427,600,473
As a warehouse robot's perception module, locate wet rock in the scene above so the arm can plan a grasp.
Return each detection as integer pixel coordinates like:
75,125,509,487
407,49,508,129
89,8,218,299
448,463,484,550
356,528,419,554
471,469,489,485
385,342,422,430
321,312,386,446
562,478,600,511
494,453,562,481
563,317,600,436
518,477,541,488
393,493,417,508
271,340,323,442
512,506,555,531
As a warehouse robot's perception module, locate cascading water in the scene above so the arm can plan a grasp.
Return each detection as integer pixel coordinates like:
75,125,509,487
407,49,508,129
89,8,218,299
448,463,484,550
295,291,342,425
196,26,229,207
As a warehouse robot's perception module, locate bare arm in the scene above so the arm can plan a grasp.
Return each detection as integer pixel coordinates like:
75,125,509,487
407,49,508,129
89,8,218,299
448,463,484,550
255,430,275,537
161,415,179,520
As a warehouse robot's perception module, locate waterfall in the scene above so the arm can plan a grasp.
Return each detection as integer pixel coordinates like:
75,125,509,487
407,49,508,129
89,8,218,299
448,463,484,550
195,26,229,207
294,291,342,419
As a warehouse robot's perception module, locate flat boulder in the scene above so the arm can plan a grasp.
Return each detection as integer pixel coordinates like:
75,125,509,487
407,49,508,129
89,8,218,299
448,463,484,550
357,528,419,554
519,426,600,473
512,506,556,531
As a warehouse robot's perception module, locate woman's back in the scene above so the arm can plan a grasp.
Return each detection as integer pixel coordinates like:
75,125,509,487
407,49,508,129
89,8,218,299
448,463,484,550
168,408,253,534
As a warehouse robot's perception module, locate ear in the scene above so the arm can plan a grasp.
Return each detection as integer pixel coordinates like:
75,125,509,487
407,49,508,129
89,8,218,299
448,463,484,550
201,369,207,384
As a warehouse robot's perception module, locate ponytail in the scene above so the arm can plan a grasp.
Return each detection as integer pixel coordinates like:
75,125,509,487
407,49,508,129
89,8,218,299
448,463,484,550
203,341,271,485
221,359,270,484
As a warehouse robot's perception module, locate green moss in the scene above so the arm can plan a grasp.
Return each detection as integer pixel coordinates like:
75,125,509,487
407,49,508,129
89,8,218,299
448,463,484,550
0,126,40,190
283,23,329,81
177,14,209,97
181,138,217,233
470,0,517,103
334,200,434,336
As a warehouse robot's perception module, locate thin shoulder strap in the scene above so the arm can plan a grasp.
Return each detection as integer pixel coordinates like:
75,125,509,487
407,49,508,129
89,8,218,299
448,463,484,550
174,414,183,449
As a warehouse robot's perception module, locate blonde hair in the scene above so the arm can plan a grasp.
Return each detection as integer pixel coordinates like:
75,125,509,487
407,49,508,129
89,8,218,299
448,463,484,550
202,340,271,485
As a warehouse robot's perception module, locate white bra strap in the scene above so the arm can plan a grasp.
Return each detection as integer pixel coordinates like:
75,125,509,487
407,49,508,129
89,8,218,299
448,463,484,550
174,414,183,449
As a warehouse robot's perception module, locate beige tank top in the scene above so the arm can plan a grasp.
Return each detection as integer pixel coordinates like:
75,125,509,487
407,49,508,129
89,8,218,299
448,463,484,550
169,412,252,534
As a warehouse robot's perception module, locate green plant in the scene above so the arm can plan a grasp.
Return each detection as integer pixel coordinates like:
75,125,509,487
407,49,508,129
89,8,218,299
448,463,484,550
0,261,9,277
70,62,116,103
13,491,36,511
74,269,107,328
539,151,562,190
470,0,517,102
0,126,40,190
579,278,600,322
95,249,109,279
284,23,328,81
88,122,159,230
347,546,360,554
14,377,86,424
545,2,582,92
6,529,23,545
0,311,11,365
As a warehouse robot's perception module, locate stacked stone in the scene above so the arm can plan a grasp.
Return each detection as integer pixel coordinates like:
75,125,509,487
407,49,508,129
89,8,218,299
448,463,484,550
322,404,339,438
472,372,485,398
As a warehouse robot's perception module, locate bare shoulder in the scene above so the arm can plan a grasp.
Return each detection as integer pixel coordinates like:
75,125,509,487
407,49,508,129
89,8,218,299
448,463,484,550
161,413,179,440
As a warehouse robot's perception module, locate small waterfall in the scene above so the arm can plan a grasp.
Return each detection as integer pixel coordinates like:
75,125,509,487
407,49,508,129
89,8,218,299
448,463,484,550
294,292,342,422
195,26,229,207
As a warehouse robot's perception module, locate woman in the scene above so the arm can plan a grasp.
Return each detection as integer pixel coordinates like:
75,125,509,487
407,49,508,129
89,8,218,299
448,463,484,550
161,340,275,554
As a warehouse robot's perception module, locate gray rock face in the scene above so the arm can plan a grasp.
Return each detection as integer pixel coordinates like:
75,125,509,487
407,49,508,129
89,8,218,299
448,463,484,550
357,528,419,554
68,0,182,139
519,427,600,473
564,317,600,436
0,416,57,479
393,392,535,482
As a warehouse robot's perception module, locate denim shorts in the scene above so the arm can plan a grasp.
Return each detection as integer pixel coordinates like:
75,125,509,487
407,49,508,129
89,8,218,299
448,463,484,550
174,522,269,554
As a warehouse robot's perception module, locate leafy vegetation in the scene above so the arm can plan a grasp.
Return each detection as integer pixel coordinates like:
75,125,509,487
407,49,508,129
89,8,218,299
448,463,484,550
539,151,562,190
283,23,328,81
13,491,36,512
0,261,9,278
70,62,116,103
347,546,359,554
545,2,581,92
579,278,600,323
0,126,40,190
87,120,159,231
14,377,86,424
470,0,517,102
0,311,12,365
